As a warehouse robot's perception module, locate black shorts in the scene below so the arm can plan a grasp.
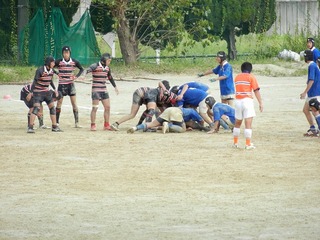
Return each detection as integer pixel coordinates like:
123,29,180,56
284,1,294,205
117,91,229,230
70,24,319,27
91,92,109,100
58,83,76,97
33,91,54,105
156,117,183,127
132,91,145,105
23,98,34,109
144,90,158,104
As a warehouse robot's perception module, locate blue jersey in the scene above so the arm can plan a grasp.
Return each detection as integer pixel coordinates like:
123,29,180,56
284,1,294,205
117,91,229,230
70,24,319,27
212,62,235,95
181,108,203,122
179,81,209,92
311,47,320,63
307,61,320,97
177,88,208,107
212,103,235,123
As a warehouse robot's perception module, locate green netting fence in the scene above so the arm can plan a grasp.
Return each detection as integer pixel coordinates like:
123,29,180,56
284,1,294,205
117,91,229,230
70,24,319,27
19,7,101,66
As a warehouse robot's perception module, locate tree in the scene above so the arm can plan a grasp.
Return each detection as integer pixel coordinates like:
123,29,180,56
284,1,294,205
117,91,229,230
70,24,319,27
205,0,276,60
92,0,209,65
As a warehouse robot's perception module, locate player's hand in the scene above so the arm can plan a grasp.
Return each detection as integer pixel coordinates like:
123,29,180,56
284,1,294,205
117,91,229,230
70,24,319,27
26,93,32,101
300,92,306,99
259,104,263,112
176,94,184,101
115,87,119,95
207,129,218,134
197,73,204,77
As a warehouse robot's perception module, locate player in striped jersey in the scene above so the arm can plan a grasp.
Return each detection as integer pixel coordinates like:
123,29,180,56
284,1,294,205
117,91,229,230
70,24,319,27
20,83,62,129
86,53,119,131
27,56,63,133
20,83,46,129
111,80,171,131
55,46,84,128
110,86,150,131
233,62,263,149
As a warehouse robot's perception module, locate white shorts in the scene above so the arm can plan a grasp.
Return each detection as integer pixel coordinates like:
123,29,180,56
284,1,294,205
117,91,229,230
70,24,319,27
198,97,209,113
306,96,320,103
221,94,235,100
235,98,256,120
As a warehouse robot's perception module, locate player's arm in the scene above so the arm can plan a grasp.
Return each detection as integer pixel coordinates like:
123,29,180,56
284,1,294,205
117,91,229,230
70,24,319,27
108,69,119,95
75,60,84,78
300,80,314,99
177,84,188,100
254,88,263,112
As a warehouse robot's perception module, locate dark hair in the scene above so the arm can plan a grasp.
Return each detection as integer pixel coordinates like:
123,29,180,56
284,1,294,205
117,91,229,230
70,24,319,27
161,80,170,90
44,56,55,66
217,51,226,61
100,53,111,66
241,62,253,73
304,50,313,62
170,85,179,94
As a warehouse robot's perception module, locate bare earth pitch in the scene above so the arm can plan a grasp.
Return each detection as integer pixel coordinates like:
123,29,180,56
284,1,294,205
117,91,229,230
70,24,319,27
0,73,319,239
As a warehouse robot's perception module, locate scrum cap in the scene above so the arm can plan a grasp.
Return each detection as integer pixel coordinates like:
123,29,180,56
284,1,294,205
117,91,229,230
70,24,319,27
217,51,226,61
205,96,216,109
309,98,320,110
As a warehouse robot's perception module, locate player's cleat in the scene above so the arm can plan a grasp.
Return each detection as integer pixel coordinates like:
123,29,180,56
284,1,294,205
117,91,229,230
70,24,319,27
27,128,35,133
90,124,97,131
303,129,319,137
52,126,63,132
245,144,256,150
110,123,119,131
232,144,239,148
75,123,82,128
162,122,169,134
104,125,112,131
127,127,136,133
39,125,51,129
223,129,232,133
145,128,157,132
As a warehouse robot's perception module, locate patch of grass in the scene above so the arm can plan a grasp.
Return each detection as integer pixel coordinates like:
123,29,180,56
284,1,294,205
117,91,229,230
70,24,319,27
0,66,36,84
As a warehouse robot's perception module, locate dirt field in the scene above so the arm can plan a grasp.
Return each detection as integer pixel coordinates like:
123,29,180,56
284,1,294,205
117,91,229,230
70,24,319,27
0,70,320,240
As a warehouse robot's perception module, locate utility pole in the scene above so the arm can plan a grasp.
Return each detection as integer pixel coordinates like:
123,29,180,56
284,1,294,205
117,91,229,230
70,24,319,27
17,0,29,61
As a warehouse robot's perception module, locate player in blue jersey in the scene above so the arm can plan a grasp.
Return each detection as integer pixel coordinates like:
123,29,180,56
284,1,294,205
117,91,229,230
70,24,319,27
173,81,210,101
307,37,320,63
197,51,235,106
175,88,215,130
300,51,320,137
308,98,320,135
127,107,204,133
204,97,235,134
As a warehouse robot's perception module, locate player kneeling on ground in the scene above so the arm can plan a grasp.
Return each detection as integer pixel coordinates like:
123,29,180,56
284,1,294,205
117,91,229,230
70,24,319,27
308,98,320,136
127,107,204,134
205,96,235,134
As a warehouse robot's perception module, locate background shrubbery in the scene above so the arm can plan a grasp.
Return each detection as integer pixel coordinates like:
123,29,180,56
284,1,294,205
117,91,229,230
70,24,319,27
0,33,314,83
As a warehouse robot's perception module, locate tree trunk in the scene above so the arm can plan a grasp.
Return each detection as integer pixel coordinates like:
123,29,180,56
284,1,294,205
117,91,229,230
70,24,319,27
226,29,237,60
115,6,138,65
